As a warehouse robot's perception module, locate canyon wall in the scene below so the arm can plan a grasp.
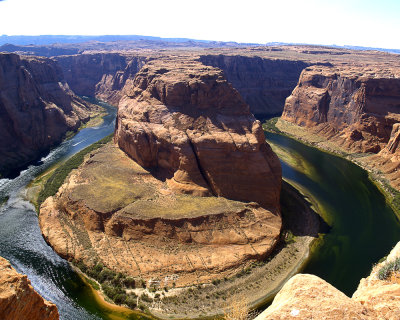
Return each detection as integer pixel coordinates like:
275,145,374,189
282,65,400,153
0,53,94,177
115,58,282,210
56,53,147,105
0,256,59,320
281,65,400,190
199,54,309,117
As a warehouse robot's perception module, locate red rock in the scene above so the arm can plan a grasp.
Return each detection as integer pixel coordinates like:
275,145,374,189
115,58,281,211
0,256,59,320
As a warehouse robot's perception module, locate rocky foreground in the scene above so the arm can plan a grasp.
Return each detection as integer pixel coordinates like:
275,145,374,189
0,53,97,177
0,256,59,320
257,241,400,320
39,58,282,288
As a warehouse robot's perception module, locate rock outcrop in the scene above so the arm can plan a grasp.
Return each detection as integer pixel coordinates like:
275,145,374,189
39,58,282,287
256,241,400,320
282,65,400,154
39,143,281,287
281,65,400,190
0,53,95,177
0,256,59,320
115,58,281,210
56,53,147,105
199,54,309,117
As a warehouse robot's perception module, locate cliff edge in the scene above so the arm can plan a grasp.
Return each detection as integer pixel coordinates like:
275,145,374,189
0,256,59,320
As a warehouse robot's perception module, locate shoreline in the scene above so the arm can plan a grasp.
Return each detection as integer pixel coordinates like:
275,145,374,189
37,179,323,320
268,118,400,221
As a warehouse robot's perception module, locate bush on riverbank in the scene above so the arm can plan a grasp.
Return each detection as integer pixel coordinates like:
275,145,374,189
36,134,113,211
378,257,400,281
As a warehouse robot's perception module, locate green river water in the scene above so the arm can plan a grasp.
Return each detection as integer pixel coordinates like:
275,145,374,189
0,103,399,319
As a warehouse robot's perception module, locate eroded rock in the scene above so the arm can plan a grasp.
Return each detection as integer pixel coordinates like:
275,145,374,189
0,256,59,320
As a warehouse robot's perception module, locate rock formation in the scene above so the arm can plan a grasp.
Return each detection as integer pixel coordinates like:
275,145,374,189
0,53,95,177
39,59,282,287
199,54,309,117
281,65,400,190
115,58,281,210
56,53,147,105
256,241,400,320
0,256,59,320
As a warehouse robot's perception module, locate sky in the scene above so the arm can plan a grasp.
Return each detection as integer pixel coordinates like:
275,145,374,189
0,0,400,49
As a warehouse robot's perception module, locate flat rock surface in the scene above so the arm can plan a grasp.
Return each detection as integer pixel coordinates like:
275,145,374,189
39,143,281,286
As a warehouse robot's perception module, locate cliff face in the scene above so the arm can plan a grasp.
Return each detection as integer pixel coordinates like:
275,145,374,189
56,53,147,105
115,58,282,211
39,58,282,288
282,65,400,154
199,54,309,117
0,53,93,177
39,143,281,286
0,256,59,320
257,241,400,320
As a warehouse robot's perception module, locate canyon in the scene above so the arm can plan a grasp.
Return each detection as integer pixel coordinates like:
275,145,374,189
0,256,59,320
0,53,98,177
39,58,283,288
1,42,400,319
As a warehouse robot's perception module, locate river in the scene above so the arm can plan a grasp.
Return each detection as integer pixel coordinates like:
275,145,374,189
0,104,399,319
0,99,145,320
266,131,400,295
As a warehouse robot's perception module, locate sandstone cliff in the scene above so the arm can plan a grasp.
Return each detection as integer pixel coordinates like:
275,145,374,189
281,65,400,190
39,143,281,287
199,54,309,117
256,241,400,320
0,256,59,320
115,58,282,210
56,53,147,105
0,53,95,177
39,58,282,287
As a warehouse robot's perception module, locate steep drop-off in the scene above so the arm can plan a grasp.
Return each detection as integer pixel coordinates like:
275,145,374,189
199,54,309,117
0,256,59,320
56,53,147,105
257,241,400,320
39,59,282,288
0,53,95,177
281,65,400,190
115,58,282,210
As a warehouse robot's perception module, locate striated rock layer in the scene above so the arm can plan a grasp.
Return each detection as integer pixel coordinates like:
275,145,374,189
0,256,59,320
39,143,281,286
115,58,282,211
282,65,400,190
56,53,147,105
0,53,95,177
257,241,400,320
39,59,282,287
199,54,309,117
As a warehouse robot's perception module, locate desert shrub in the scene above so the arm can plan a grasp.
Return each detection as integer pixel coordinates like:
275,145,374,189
99,268,115,283
378,257,400,280
126,297,137,309
224,296,248,320
123,276,136,288
140,293,152,303
114,293,127,304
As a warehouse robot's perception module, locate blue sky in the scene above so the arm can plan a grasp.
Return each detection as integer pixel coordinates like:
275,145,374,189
0,0,399,49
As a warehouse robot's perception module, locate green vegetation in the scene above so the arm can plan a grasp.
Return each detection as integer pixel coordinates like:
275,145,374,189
377,257,400,280
262,117,281,133
0,196,9,207
73,260,140,308
36,134,113,211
